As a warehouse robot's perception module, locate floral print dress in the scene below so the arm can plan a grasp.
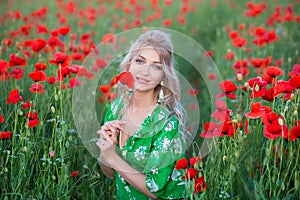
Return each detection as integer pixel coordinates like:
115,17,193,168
103,98,186,200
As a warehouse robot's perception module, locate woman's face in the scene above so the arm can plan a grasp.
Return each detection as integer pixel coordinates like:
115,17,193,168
129,46,164,93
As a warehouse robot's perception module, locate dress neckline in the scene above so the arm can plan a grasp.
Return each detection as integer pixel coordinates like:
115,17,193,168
119,103,159,149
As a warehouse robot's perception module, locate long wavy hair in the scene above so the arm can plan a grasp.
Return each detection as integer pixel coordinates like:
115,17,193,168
118,30,187,127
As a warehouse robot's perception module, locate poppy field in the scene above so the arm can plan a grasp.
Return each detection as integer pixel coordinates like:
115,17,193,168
0,0,300,199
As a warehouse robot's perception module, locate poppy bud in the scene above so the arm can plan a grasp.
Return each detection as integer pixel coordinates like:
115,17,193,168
255,84,260,92
290,93,295,100
234,151,239,159
222,155,227,162
278,118,284,126
293,110,298,117
244,82,250,89
17,109,23,116
288,57,292,63
236,73,243,81
51,106,55,114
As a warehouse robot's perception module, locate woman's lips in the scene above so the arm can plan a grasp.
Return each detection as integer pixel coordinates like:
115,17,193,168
136,77,150,84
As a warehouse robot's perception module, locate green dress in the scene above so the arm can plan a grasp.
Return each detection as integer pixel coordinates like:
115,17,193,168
103,97,186,200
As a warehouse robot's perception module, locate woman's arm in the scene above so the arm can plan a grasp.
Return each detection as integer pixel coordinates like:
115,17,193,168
110,153,157,199
97,132,157,199
99,161,115,179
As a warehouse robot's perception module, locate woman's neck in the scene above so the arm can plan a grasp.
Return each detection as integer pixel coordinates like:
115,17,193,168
130,91,157,111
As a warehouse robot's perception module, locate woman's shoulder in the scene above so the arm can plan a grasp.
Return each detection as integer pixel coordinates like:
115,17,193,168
104,97,124,119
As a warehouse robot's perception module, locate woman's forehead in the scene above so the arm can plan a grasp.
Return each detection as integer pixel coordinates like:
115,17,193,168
135,47,161,62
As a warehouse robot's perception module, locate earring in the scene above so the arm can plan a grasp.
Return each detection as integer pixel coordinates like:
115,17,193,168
158,81,164,103
127,87,133,95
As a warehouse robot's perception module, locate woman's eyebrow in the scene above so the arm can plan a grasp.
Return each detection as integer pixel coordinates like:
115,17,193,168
137,54,161,64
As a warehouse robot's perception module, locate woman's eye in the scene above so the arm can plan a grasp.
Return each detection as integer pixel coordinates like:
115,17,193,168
153,65,162,70
135,59,144,64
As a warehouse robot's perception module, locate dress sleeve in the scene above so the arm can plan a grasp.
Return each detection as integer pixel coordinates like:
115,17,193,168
103,98,123,123
144,115,186,197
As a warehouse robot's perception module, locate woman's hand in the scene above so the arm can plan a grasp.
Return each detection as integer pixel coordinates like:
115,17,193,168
97,120,126,144
96,120,126,166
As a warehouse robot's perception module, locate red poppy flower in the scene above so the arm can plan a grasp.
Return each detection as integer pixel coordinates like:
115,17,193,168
232,37,247,48
0,60,9,71
188,103,197,110
92,58,108,71
0,131,11,139
2,38,14,46
189,89,198,96
99,85,111,93
211,100,229,122
77,67,94,80
58,26,70,36
101,33,116,44
262,112,288,140
48,36,63,48
216,120,239,138
71,53,84,62
0,114,4,123
288,64,300,76
288,75,300,89
266,30,279,43
255,27,267,37
224,51,235,60
183,168,199,180
289,125,300,141
8,54,26,67
10,68,24,80
56,67,71,82
194,176,208,193
22,101,34,110
26,111,39,127
232,59,248,70
245,102,269,119
215,80,237,99
34,63,47,70
47,76,57,85
189,157,202,168
163,18,172,27
7,89,22,104
247,77,268,98
71,170,79,178
208,73,216,80
49,52,71,68
117,72,135,88
0,60,9,80
174,157,188,170
36,24,49,34
266,66,283,78
263,124,288,140
31,38,47,53
229,31,239,39
249,58,264,68
68,78,82,88
29,83,46,93
204,51,213,57
274,80,293,96
200,122,224,138
28,70,47,82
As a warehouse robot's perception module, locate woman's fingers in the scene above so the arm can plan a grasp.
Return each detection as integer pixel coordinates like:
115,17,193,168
97,120,126,145
104,120,126,133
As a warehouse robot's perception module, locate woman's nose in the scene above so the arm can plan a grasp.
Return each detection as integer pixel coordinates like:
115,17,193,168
140,64,151,75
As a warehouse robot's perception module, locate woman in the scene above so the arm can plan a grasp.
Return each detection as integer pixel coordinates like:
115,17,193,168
96,30,187,199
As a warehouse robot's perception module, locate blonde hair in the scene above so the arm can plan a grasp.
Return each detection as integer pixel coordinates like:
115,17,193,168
118,30,187,126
